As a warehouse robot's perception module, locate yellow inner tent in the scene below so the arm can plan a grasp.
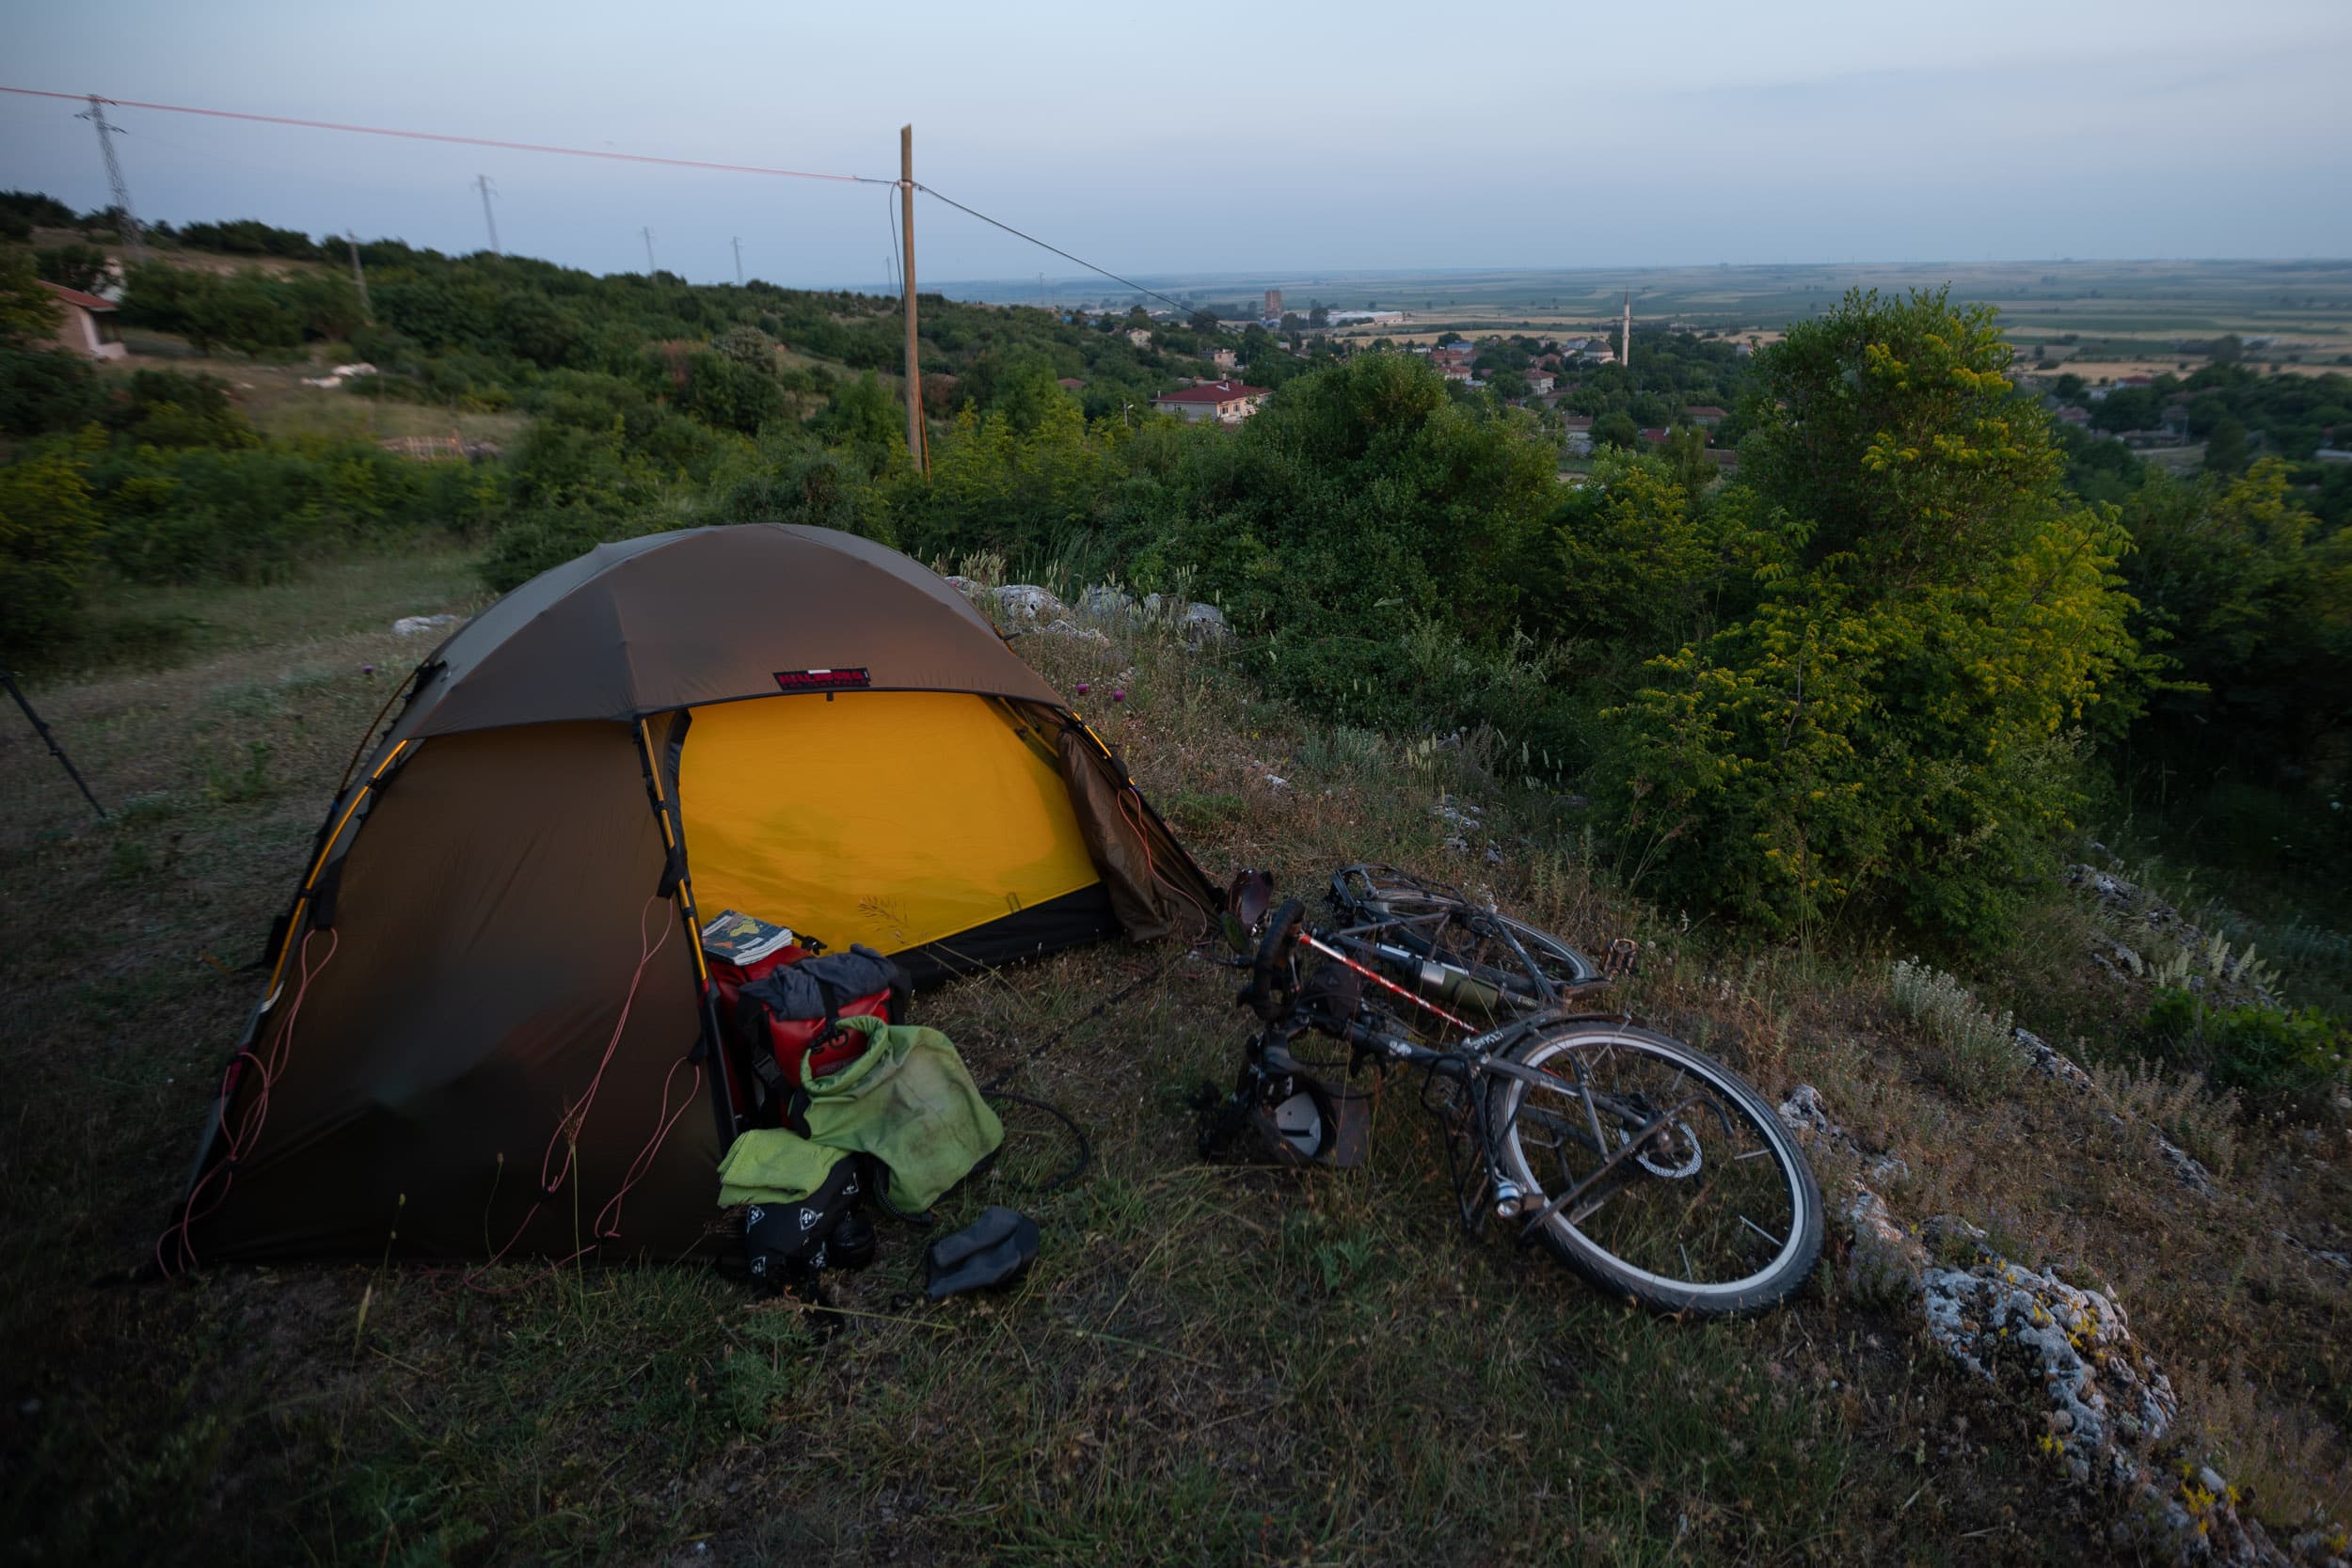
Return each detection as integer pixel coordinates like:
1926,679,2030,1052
675,691,1101,955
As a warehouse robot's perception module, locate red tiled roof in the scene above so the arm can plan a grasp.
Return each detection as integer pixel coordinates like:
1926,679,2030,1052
1057,377,1086,389
1561,416,1594,429
1683,404,1728,419
1639,428,1671,443
1153,379,1269,404
40,280,115,313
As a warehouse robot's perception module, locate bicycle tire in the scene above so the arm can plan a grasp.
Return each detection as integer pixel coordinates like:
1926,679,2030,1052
1486,1021,1822,1316
1331,867,1601,1007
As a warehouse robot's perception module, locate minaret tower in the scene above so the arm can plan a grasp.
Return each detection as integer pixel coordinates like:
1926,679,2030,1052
1620,291,1632,372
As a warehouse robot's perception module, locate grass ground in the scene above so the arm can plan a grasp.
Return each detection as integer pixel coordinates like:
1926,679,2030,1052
103,333,532,447
1,550,2346,1565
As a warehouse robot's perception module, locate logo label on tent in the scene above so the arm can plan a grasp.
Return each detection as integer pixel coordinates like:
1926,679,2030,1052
773,668,871,692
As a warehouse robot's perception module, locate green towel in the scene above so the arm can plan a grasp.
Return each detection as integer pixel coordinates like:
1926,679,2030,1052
716,1128,852,1207
715,1015,1003,1213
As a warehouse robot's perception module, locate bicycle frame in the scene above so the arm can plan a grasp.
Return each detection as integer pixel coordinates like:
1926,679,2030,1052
1208,868,1826,1315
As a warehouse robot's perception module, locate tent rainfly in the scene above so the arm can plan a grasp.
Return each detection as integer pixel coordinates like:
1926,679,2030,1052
164,525,1217,1268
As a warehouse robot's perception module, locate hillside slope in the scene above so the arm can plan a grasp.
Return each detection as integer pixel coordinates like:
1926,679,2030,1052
0,559,2344,1566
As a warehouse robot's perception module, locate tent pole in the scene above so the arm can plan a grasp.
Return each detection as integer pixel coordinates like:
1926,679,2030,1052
634,718,739,1144
2,666,106,820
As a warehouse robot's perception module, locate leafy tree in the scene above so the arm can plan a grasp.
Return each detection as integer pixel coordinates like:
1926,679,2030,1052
1548,451,1791,654
105,370,259,450
0,438,102,658
1661,424,1715,494
0,190,75,233
0,249,59,345
2120,461,2350,796
2202,418,2249,475
178,218,322,261
1611,288,2146,941
2092,386,2161,434
34,243,110,294
989,357,1080,436
1187,308,1220,336
712,324,775,369
1162,353,1560,728
1592,410,1641,450
675,351,780,435
0,344,101,436
809,372,907,461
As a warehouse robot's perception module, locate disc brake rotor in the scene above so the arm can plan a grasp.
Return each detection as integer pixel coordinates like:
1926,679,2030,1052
1629,1118,1703,1180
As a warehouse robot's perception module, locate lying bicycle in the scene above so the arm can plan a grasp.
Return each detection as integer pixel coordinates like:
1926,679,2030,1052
1200,865,1823,1316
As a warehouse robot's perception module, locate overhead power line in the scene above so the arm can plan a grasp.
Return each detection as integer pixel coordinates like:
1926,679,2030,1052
0,85,890,185
914,182,1203,319
7,84,1216,324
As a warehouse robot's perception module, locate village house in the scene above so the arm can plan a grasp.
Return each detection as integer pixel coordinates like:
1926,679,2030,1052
1683,404,1728,426
1438,362,1472,383
40,280,127,361
1152,379,1270,424
1524,371,1555,396
1209,346,1237,372
1126,328,1152,349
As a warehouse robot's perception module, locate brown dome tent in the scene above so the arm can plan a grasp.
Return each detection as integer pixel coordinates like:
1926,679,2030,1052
166,525,1217,1268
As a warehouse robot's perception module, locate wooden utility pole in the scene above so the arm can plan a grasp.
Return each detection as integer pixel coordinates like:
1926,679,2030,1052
475,175,501,255
899,124,927,472
345,231,371,320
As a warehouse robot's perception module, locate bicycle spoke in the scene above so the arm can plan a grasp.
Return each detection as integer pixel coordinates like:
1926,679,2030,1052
1497,1028,1806,1295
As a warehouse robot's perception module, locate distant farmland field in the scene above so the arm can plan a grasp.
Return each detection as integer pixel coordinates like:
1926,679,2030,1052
943,258,2352,369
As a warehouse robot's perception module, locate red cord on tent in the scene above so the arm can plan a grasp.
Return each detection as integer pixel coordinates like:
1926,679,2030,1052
592,1053,702,1242
157,927,339,1277
465,894,676,1291
1117,784,1217,943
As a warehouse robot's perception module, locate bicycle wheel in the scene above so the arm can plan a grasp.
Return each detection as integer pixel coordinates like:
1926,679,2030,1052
1329,864,1600,1016
1486,1021,1821,1316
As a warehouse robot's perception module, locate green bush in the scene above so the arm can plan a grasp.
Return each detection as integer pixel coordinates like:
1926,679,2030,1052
2139,989,2349,1117
0,438,103,659
120,263,363,356
88,438,494,582
1604,289,2148,942
34,242,111,294
0,345,103,435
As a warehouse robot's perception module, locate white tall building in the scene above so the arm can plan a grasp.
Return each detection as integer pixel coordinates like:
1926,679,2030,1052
1620,291,1632,373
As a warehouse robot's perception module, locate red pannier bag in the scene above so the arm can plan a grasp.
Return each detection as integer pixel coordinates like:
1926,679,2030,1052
725,944,909,1113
